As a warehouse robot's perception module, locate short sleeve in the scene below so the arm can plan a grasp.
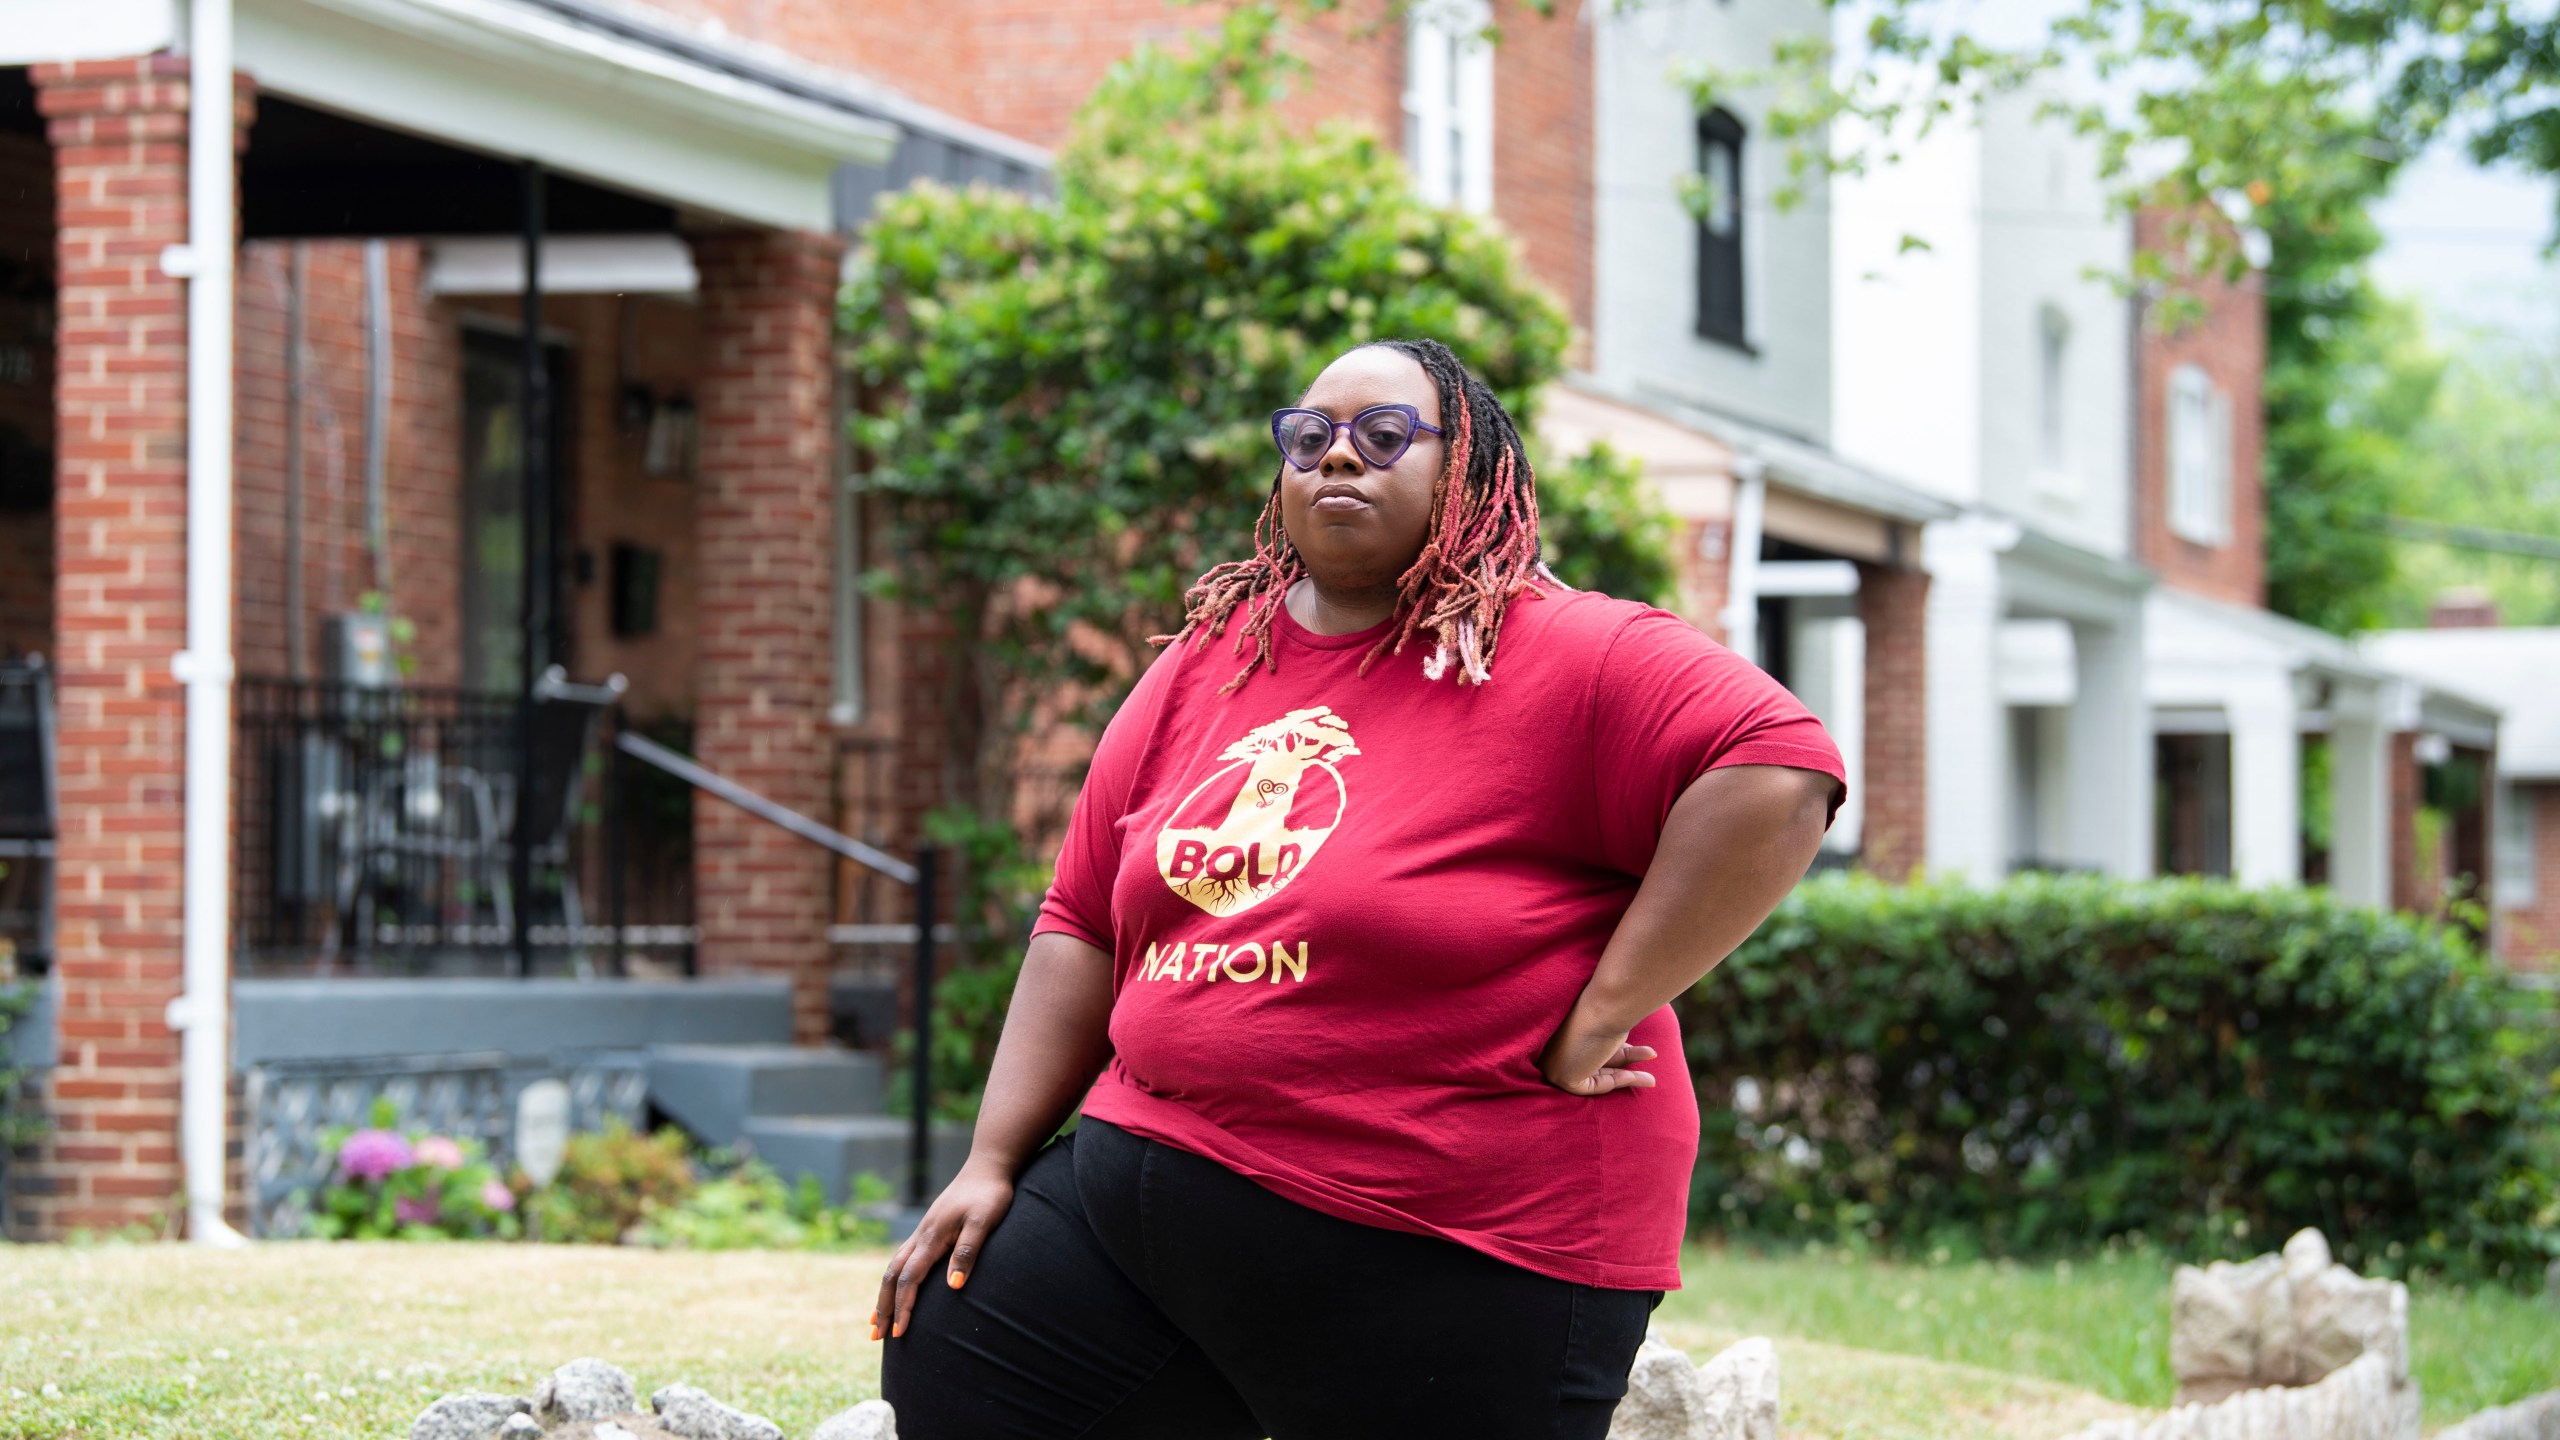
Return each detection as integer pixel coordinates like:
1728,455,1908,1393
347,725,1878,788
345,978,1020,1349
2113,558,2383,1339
1032,645,1184,951
1589,609,1847,875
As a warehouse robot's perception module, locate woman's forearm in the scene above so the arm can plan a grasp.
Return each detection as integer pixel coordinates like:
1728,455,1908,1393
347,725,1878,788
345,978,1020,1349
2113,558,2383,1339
962,929,1119,1175
1574,764,1836,1033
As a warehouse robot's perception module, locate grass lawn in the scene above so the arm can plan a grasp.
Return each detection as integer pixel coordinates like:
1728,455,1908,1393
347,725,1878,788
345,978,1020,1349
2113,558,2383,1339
0,1241,2549,1439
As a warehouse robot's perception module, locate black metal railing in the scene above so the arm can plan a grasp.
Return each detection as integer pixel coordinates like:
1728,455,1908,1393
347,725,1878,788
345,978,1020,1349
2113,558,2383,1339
0,659,55,980
233,674,695,976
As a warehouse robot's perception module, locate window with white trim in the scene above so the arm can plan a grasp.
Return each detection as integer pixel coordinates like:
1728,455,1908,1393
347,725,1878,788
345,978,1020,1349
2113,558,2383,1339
2168,362,2234,545
1694,108,1747,348
2496,781,2537,906
1402,1,1493,214
2036,304,2070,475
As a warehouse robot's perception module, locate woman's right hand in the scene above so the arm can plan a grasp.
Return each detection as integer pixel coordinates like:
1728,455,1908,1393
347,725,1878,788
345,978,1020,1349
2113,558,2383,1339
872,1154,1018,1341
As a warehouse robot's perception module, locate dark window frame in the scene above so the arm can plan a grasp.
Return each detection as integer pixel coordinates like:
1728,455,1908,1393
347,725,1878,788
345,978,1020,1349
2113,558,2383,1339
1694,107,1749,350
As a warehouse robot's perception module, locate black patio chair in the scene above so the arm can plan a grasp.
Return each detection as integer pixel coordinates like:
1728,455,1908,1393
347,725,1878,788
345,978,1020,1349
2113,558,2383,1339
479,667,628,973
0,657,57,978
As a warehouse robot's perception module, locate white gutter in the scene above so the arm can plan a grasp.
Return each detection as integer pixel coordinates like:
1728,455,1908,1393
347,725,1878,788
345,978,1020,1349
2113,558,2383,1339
166,0,249,1248
1719,458,1767,665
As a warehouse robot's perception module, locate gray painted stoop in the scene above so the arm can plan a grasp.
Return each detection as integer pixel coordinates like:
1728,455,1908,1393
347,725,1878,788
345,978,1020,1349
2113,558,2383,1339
645,1044,969,1204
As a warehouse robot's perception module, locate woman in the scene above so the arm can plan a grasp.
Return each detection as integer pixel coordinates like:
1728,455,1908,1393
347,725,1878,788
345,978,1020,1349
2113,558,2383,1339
874,339,1843,1439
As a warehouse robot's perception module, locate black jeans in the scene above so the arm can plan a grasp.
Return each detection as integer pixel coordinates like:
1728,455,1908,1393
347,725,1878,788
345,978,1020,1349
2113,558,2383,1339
881,1118,1659,1440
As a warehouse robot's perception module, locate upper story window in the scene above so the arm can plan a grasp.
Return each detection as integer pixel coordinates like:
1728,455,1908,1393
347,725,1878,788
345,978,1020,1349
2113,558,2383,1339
1403,2,1493,214
2167,362,2233,545
1694,108,1746,347
2036,304,2071,474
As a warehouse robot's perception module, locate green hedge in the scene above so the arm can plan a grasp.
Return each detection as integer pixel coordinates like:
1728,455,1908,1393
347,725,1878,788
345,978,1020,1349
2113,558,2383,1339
1680,873,2558,1284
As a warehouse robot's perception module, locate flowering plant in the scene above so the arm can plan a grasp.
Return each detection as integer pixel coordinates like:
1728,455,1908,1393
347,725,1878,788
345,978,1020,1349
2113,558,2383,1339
311,1098,522,1241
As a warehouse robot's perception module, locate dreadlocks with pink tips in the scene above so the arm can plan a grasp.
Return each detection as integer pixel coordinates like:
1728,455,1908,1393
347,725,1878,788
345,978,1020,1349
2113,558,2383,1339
1159,338,1554,692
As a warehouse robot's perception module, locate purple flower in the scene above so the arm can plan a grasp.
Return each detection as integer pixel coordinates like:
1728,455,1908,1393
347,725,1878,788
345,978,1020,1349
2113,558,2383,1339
394,1195,441,1227
337,1129,413,1183
481,1179,516,1213
413,1136,465,1171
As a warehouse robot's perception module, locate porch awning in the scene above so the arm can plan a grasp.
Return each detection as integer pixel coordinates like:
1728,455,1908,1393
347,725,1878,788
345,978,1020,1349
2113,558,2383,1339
233,0,908,232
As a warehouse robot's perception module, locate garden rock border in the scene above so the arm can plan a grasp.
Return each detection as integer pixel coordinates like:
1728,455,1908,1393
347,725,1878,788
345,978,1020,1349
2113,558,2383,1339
411,1362,887,1440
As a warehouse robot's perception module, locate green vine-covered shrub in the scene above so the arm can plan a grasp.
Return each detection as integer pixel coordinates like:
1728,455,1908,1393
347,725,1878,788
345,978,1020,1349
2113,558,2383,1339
1682,873,2558,1285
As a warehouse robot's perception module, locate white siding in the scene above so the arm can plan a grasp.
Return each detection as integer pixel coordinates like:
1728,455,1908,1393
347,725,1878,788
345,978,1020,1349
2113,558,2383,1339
1591,0,1832,444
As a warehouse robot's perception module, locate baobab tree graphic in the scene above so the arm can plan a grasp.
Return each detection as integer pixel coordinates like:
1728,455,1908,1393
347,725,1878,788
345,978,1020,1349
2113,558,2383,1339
1156,706,1360,917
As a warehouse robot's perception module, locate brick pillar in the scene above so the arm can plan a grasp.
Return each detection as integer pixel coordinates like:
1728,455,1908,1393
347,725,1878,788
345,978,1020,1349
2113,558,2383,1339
2387,731,2428,915
1857,561,1928,881
21,58,249,1237
1676,517,1730,645
688,228,844,1044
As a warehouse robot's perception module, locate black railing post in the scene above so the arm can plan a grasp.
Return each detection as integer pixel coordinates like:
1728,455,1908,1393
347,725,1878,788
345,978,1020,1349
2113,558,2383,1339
511,158,547,980
907,844,939,1208
605,706,627,976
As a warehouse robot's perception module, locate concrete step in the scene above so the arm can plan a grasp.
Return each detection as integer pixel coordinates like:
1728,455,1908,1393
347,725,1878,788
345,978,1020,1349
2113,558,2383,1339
645,1044,885,1148
743,1114,972,1206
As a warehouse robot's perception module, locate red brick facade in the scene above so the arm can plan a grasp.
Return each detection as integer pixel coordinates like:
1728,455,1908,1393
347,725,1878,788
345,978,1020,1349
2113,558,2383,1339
1857,561,1927,880
1487,2,1594,346
232,241,465,686
2504,782,2560,970
2133,207,2266,608
18,57,249,1237
687,227,847,1044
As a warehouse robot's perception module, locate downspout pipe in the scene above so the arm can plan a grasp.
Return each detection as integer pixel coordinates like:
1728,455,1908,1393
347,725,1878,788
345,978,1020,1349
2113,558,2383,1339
168,0,249,1246
1719,456,1768,666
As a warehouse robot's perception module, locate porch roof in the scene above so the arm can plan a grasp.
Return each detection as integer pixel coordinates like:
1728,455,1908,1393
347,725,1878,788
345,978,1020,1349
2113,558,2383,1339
2362,628,2560,778
228,0,1043,235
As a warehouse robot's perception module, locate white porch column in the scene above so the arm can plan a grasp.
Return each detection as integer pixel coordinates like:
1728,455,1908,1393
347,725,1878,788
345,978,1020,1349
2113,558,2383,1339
2228,673,2301,887
2327,680,2390,906
2064,610,2153,878
1923,515,2019,883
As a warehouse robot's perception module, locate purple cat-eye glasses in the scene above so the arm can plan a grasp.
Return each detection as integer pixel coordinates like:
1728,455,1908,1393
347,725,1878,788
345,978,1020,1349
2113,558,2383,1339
1269,404,1443,471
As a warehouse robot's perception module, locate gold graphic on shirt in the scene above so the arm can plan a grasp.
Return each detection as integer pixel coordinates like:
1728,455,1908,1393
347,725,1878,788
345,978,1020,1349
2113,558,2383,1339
1157,706,1358,917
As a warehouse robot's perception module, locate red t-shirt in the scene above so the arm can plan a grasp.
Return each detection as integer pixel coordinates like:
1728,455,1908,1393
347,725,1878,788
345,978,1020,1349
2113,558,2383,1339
1033,584,1844,1289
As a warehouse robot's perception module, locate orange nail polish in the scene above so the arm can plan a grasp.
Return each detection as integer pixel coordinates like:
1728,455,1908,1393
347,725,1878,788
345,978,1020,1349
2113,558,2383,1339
949,1270,966,1289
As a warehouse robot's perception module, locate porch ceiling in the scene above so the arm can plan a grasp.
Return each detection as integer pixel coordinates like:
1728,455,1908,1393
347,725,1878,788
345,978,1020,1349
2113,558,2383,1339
244,96,675,239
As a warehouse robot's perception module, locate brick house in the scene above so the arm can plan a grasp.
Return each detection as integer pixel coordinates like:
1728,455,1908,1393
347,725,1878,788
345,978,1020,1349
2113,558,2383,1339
1,0,1048,1239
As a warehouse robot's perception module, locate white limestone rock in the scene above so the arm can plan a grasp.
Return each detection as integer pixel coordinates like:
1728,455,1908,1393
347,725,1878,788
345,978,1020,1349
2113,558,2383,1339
1606,1335,1782,1440
649,1383,783,1440
2170,1227,2409,1405
810,1399,899,1440
409,1392,531,1440
535,1360,640,1428
2065,1351,2419,1440
1608,1337,1713,1440
2437,1388,2560,1440
1696,1338,1780,1440
496,1417,542,1439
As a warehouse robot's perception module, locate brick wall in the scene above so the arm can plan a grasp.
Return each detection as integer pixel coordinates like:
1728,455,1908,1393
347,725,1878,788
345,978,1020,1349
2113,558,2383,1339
1858,560,1927,880
688,227,845,1042
1672,517,1728,644
232,242,463,684
2133,206,2266,608
2503,782,2560,970
1487,0,1593,342
0,129,54,660
16,58,249,1239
